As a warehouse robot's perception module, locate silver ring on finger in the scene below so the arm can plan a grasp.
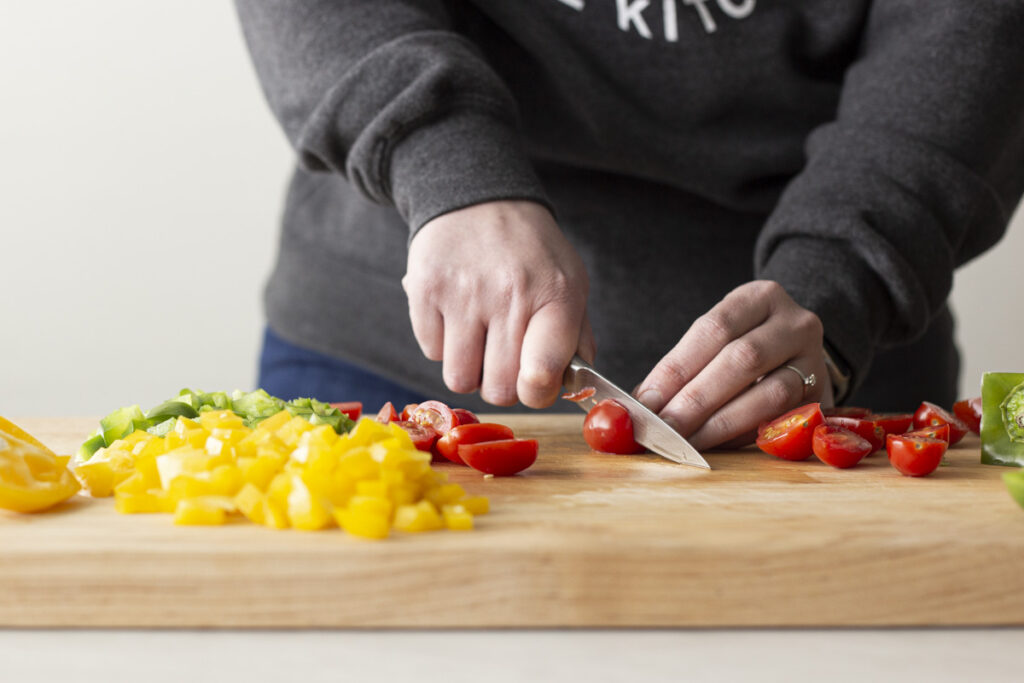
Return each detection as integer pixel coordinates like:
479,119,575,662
782,364,816,399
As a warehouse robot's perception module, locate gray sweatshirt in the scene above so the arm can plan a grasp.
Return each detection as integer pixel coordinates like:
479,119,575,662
235,0,1024,411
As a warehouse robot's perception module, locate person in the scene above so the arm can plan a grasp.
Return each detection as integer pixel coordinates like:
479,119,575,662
235,0,1024,450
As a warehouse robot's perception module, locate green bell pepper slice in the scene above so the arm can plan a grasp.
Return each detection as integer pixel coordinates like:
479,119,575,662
981,372,1024,466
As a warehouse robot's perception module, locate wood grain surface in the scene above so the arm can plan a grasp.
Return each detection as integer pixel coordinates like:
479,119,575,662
2,415,1022,628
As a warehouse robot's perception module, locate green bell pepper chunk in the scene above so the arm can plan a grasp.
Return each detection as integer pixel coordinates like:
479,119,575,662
1004,469,1024,510
981,372,1024,466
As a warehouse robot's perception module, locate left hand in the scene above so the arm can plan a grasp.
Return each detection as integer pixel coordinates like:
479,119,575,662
634,280,834,451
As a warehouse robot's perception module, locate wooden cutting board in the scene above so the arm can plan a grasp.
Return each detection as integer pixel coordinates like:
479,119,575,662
2,415,1022,628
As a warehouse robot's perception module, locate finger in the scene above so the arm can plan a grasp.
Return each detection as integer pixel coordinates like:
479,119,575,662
480,308,528,407
635,285,774,412
657,318,805,437
407,303,444,362
518,301,585,408
577,308,596,364
685,354,827,451
441,315,485,394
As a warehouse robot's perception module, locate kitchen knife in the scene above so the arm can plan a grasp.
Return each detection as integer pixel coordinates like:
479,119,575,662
562,355,711,469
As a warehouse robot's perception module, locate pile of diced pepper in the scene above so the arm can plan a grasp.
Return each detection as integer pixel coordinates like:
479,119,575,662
72,409,488,538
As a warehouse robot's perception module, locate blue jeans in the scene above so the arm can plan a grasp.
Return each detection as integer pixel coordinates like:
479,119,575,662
258,327,428,409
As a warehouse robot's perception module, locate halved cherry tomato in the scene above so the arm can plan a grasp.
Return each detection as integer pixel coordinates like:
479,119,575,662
825,416,885,453
912,401,968,445
391,420,440,452
400,403,419,421
459,438,538,476
822,406,872,419
375,402,399,423
410,400,458,435
952,397,982,434
755,403,824,461
435,423,515,465
329,401,362,421
452,408,480,426
906,423,950,443
562,387,596,403
812,424,872,468
887,433,947,477
868,413,914,437
583,399,643,455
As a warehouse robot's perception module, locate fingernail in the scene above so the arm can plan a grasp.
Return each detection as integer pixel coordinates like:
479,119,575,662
637,388,663,409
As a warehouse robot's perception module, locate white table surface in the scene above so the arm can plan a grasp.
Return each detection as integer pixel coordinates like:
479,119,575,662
2,629,1021,682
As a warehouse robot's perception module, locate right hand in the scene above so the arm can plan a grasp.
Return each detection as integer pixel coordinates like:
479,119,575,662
403,200,594,408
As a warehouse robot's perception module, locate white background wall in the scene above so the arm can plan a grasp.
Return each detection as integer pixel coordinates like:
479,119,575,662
1,2,1021,416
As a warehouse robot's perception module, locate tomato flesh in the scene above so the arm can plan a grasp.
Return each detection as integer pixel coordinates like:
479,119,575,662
452,408,480,426
868,413,914,437
435,423,515,465
391,420,440,452
912,401,968,445
459,438,538,476
812,424,871,468
582,399,643,454
822,406,872,419
952,397,982,434
328,401,362,421
887,433,947,477
400,403,419,421
906,423,950,443
755,403,824,461
375,402,399,423
410,400,458,435
562,387,596,402
825,416,885,453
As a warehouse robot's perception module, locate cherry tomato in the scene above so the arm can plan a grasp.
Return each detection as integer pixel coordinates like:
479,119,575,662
410,400,459,435
912,401,968,445
887,433,947,477
400,403,419,421
812,424,872,468
582,399,643,454
375,401,399,423
755,403,824,461
452,408,480,426
952,397,982,434
822,406,872,419
868,413,914,436
825,416,885,453
435,423,515,465
391,420,440,452
459,438,539,476
906,423,950,443
329,401,362,421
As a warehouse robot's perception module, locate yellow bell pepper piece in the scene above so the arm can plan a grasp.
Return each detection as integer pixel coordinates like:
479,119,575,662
0,421,81,512
441,504,474,531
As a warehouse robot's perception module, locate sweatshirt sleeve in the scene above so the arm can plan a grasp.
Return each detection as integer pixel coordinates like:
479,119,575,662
754,1,1024,395
233,0,549,233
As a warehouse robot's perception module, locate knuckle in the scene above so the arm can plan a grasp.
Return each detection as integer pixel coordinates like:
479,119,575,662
676,387,709,417
696,311,735,346
728,339,765,374
765,374,797,411
703,411,739,444
657,357,690,388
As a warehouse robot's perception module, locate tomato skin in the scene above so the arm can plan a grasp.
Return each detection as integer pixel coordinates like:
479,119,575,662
329,401,362,421
375,402,399,423
887,433,947,477
582,399,644,454
452,408,480,426
822,406,872,419
906,423,951,443
912,401,968,445
410,400,459,435
825,416,885,453
868,413,914,437
812,424,872,468
435,423,515,465
400,403,419,421
952,397,982,434
459,438,539,476
755,403,824,461
391,420,440,452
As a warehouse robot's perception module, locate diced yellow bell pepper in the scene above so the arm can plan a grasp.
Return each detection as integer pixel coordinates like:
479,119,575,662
0,424,81,512
336,508,390,539
286,474,332,531
393,500,444,533
441,504,474,531
233,483,266,525
425,483,466,508
458,495,490,516
199,409,245,432
173,497,230,525
115,489,172,514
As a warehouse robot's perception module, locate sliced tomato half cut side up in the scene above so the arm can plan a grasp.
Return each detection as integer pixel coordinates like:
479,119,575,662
755,403,824,461
912,401,968,445
375,401,399,423
812,424,871,469
410,400,458,435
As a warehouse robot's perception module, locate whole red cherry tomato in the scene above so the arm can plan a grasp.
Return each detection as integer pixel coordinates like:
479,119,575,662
825,416,885,453
459,439,538,476
755,403,824,461
812,424,872,468
887,433,947,477
952,397,982,434
868,413,914,437
435,422,515,465
582,399,644,454
912,401,968,445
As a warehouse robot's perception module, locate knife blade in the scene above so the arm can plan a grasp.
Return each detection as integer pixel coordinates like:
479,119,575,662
562,355,710,469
